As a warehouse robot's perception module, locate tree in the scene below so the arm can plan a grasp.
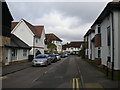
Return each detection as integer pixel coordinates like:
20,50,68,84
78,45,85,59
47,43,57,53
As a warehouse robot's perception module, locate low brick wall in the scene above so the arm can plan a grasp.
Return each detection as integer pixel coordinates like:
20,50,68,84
94,58,101,65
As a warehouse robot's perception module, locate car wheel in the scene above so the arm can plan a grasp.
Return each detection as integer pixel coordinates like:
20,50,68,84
45,62,48,67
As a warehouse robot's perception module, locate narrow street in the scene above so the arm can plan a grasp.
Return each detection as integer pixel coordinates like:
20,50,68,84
2,56,119,88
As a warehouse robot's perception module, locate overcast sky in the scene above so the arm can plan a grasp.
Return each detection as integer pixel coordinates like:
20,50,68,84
6,0,112,44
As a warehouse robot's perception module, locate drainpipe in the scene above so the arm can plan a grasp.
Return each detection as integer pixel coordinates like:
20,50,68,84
111,11,114,80
33,35,35,58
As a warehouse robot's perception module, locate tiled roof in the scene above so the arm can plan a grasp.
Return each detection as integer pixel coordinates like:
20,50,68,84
34,26,44,37
5,34,31,49
11,19,44,37
67,41,84,48
11,22,19,30
45,33,62,44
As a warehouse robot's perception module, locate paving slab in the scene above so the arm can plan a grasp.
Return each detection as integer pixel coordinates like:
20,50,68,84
2,61,32,76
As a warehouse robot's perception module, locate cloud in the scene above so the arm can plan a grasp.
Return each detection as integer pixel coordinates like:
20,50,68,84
31,10,91,44
7,2,107,44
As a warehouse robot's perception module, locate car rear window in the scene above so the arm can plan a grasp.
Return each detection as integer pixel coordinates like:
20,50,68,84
35,55,46,59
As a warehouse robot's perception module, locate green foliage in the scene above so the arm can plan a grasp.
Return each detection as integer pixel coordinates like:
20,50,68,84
78,46,85,59
47,43,57,53
35,50,41,56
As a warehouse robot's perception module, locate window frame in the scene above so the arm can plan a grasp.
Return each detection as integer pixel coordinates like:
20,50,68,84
23,49,27,56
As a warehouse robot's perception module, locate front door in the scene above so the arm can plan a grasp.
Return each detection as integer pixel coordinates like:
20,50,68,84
11,49,17,61
5,48,9,65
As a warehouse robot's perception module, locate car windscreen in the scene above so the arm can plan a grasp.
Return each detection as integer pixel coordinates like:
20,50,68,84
35,55,46,59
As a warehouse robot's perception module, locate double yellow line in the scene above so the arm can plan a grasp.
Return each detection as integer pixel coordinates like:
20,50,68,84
72,78,80,90
0,76,7,79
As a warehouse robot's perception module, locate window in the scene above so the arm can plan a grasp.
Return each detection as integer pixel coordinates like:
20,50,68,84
12,49,17,56
98,48,101,58
23,50,27,56
36,39,38,43
98,24,101,34
107,26,111,46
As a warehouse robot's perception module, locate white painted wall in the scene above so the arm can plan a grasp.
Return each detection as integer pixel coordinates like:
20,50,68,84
52,40,62,53
66,47,80,53
100,10,120,70
14,49,29,61
5,48,11,65
101,14,111,66
11,19,45,55
118,10,120,70
84,36,88,56
11,20,34,47
34,29,45,54
88,32,95,59
113,10,119,70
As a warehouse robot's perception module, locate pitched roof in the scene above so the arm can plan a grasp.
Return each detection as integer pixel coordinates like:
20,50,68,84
91,1,120,28
11,22,19,30
84,2,120,38
67,41,84,48
84,28,95,38
11,19,44,37
45,33,62,44
5,34,31,49
34,26,44,37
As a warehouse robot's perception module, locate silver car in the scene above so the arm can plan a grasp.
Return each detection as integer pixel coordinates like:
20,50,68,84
32,54,51,66
55,54,61,60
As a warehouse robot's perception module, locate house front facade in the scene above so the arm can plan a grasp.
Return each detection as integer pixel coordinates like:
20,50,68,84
65,41,84,55
4,34,31,65
84,29,95,60
11,19,46,57
45,33,62,54
84,1,120,71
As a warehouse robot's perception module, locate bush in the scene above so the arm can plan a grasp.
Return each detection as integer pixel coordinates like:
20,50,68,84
78,47,85,59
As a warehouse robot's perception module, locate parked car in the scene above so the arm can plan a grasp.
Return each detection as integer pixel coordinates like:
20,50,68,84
60,53,68,58
66,53,71,55
55,54,61,60
32,54,51,66
48,54,57,63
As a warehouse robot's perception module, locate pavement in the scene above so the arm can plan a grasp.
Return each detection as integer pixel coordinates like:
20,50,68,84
75,56,120,88
2,61,32,76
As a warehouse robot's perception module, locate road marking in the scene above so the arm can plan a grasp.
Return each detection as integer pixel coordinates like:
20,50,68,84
72,78,75,89
76,61,85,88
76,78,79,89
0,76,7,79
72,78,80,90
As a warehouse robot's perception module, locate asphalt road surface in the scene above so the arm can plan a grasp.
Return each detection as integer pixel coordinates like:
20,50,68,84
2,55,119,89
